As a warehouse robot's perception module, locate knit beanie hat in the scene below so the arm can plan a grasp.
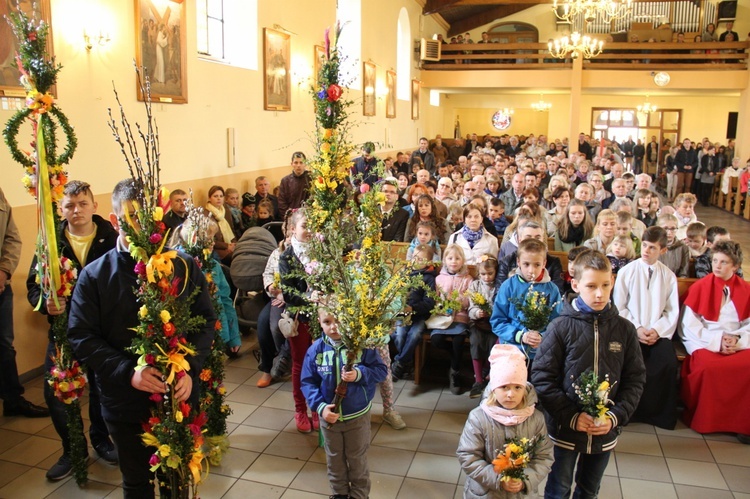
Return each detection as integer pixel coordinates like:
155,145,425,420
242,193,256,208
488,344,528,390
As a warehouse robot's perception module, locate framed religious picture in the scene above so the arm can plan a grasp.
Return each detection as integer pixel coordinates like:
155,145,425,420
134,0,188,104
0,0,54,97
385,70,396,118
314,44,326,87
363,61,376,117
411,79,420,120
264,28,291,111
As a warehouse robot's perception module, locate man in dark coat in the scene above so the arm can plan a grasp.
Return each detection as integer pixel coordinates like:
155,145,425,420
278,151,311,218
68,179,216,497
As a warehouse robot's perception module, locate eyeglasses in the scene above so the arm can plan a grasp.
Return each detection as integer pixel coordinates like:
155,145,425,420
663,227,678,232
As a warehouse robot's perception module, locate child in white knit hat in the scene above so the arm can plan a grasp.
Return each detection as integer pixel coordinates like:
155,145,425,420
457,345,553,498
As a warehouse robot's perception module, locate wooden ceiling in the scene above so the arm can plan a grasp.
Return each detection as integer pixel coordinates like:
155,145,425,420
423,0,547,36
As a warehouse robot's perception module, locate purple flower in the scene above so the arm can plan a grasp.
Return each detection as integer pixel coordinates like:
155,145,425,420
317,89,327,99
149,233,163,244
149,454,160,466
134,261,146,276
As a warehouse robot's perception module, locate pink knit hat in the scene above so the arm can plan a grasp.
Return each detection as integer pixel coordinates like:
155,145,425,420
489,344,528,390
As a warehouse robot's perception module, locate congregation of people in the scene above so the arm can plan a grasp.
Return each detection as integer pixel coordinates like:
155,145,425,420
1,127,749,498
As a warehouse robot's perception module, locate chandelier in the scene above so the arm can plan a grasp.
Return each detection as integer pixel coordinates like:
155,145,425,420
548,32,603,59
637,97,657,114
531,96,552,112
553,0,633,24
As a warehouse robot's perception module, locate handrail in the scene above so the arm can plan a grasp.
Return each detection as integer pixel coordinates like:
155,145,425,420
424,40,749,70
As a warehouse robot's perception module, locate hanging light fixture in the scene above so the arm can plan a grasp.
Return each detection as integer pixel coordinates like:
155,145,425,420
552,0,633,24
637,96,657,114
531,95,552,112
548,32,603,59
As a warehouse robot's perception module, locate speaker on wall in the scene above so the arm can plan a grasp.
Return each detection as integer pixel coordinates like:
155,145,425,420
727,112,738,140
718,1,737,20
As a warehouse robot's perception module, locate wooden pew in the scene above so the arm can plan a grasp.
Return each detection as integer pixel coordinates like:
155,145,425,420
712,173,722,206
413,276,700,384
548,250,569,275
724,177,739,212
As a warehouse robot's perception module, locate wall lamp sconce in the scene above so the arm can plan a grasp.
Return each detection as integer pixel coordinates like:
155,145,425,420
84,30,111,51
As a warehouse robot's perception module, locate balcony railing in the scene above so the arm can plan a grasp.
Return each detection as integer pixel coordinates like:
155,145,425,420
423,41,749,70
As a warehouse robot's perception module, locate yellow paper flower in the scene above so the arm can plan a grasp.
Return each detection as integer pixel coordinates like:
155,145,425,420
175,410,184,423
153,207,163,221
158,444,171,457
160,310,171,324
142,432,159,447
139,305,149,319
188,450,205,483
146,250,177,283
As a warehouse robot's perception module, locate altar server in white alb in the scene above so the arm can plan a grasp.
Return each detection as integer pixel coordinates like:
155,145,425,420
613,226,679,429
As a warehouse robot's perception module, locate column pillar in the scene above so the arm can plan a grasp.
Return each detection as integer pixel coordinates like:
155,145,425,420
568,54,583,144
736,81,750,159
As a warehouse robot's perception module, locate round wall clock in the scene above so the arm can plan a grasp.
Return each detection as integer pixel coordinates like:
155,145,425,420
492,111,512,130
653,71,670,87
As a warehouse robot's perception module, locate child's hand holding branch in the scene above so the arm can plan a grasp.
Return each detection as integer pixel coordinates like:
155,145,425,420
522,330,542,348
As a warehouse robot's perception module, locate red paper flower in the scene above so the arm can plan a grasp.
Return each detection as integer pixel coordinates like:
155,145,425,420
163,322,176,337
179,401,191,419
326,84,342,102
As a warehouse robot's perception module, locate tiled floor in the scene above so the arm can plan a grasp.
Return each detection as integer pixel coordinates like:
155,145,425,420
2,205,749,499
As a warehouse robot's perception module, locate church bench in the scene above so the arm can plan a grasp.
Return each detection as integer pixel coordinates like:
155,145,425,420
724,177,739,212
412,277,700,384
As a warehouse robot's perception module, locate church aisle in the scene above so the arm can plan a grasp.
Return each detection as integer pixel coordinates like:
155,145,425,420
1,331,750,498
0,204,749,498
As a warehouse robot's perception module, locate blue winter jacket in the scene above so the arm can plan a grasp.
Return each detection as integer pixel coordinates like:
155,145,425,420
490,269,563,360
301,336,388,421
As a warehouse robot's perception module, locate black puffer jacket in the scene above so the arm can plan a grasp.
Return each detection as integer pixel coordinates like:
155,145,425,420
531,296,645,454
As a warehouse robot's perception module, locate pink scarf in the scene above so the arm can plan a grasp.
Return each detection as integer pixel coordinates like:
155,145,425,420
481,400,536,426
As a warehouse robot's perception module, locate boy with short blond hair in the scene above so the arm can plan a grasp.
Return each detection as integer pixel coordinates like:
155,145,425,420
673,192,698,241
616,211,641,257
532,251,646,498
491,239,562,373
302,305,387,499
685,222,707,258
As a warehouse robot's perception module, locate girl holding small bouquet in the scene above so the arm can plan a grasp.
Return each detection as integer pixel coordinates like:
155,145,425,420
457,344,553,498
468,255,500,398
428,244,473,395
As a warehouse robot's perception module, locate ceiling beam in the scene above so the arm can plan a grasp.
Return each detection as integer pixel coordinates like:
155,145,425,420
423,0,462,15
447,5,533,36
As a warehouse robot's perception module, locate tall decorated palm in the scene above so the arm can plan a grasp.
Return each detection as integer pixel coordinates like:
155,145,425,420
3,9,86,484
288,24,418,420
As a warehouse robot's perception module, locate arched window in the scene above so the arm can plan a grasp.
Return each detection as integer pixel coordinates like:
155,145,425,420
486,22,538,44
396,8,411,101
336,0,362,90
